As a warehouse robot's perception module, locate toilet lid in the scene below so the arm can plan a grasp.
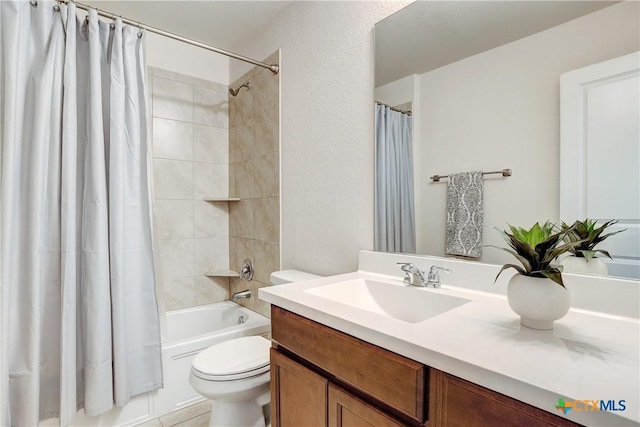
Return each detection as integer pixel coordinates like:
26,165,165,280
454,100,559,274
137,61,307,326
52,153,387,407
192,336,270,380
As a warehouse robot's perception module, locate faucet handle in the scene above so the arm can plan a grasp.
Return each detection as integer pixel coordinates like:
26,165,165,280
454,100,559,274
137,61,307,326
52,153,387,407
397,262,429,286
429,265,451,274
427,265,451,288
397,262,416,285
397,262,415,272
240,258,254,281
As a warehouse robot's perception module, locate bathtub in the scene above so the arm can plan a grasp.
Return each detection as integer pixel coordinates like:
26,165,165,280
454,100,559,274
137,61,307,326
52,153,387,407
155,301,271,418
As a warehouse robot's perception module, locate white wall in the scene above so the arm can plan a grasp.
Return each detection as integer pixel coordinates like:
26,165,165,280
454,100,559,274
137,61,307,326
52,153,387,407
230,1,410,276
374,74,416,107
414,2,639,265
146,32,229,84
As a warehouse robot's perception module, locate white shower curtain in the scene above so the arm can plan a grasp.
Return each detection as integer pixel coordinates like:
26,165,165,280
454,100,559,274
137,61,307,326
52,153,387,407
374,103,416,253
0,2,163,426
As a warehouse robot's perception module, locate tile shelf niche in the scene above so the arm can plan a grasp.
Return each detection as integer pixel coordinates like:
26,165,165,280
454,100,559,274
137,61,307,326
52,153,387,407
203,197,240,202
205,270,240,278
202,197,240,277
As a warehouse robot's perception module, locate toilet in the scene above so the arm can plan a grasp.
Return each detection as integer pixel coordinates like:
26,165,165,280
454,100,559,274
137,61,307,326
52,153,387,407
189,270,321,427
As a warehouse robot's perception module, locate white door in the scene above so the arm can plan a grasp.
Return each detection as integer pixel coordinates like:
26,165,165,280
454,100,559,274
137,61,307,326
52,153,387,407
560,52,640,279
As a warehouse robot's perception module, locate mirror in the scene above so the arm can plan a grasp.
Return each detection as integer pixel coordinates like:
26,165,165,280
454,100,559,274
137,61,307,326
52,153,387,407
374,1,640,279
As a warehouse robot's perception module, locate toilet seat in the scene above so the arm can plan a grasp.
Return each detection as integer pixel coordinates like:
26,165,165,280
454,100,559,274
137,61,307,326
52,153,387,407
192,336,271,381
192,364,269,381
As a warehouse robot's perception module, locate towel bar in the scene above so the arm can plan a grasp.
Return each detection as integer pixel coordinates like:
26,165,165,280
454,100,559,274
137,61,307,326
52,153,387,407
430,168,512,182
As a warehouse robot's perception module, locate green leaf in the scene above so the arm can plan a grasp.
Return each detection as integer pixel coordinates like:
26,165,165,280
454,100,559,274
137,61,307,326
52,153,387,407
594,249,613,259
539,268,565,288
579,249,613,260
494,264,526,282
596,229,625,242
491,221,571,287
535,233,562,258
561,219,625,253
578,250,597,260
507,234,537,263
486,245,533,273
546,241,581,262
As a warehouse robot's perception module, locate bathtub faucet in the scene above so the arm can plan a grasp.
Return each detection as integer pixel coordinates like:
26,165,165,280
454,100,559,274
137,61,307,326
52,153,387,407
240,259,254,282
232,289,251,301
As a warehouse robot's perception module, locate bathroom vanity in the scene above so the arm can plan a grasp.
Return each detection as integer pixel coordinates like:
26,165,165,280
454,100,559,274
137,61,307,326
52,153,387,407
270,306,578,427
260,251,639,427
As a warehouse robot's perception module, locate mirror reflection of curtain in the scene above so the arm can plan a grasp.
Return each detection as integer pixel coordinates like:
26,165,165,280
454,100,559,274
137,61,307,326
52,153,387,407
374,104,416,253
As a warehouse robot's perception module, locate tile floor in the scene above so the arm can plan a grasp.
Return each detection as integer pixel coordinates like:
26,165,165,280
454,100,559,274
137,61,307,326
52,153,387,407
137,401,211,427
137,400,271,427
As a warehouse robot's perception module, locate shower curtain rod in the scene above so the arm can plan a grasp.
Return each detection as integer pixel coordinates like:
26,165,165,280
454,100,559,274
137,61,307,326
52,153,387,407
53,0,280,74
375,101,412,116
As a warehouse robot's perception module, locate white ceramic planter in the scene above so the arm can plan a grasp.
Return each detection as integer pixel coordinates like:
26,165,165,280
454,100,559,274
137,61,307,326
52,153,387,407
507,274,571,330
561,256,609,276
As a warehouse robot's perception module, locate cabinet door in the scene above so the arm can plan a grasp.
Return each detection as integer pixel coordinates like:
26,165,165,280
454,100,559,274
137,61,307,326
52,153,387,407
328,384,405,427
271,348,328,427
429,369,581,427
272,306,426,422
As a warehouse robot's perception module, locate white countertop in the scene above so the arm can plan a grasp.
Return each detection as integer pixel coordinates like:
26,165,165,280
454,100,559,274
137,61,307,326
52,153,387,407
260,258,640,427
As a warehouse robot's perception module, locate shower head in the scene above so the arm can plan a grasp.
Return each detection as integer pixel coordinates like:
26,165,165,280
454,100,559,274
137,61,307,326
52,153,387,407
229,81,251,97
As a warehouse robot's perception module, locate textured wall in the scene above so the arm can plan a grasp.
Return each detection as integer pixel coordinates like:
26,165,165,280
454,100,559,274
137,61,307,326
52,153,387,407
228,51,280,318
150,67,231,310
230,1,409,276
146,33,228,84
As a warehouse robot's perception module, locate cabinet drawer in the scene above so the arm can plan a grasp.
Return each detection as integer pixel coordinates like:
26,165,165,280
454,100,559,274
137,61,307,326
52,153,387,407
271,306,426,422
429,369,583,427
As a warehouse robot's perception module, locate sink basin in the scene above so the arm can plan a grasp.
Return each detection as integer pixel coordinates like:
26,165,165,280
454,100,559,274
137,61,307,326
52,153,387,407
306,278,470,323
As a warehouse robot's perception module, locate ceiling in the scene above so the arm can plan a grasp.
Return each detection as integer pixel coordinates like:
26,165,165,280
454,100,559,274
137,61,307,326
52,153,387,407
375,1,617,87
83,1,292,51
78,1,618,86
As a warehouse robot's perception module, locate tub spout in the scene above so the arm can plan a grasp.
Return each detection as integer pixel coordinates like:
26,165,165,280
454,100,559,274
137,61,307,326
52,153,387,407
232,289,251,301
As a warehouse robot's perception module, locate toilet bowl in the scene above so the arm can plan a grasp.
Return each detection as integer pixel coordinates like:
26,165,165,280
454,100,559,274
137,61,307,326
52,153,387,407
190,336,271,427
189,270,321,427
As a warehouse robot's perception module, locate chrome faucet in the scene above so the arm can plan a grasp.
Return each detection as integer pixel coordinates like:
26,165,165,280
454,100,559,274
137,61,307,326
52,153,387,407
398,263,451,288
232,289,251,301
397,262,428,287
426,265,451,288
240,259,254,281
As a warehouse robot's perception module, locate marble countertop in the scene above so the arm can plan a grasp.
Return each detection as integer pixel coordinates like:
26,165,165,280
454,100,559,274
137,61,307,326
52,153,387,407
260,261,639,427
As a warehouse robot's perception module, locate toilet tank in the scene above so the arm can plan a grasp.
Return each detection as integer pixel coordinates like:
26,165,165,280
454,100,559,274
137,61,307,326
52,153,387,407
270,270,322,285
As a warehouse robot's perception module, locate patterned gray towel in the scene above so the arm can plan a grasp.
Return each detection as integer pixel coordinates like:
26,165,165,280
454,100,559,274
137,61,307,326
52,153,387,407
446,171,484,258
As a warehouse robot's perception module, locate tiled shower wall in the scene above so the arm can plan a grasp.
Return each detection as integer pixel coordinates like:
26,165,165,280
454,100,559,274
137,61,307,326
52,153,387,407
150,67,231,311
229,51,280,318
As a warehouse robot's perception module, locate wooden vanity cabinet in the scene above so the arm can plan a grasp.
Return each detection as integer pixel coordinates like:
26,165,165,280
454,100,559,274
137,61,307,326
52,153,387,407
270,306,581,427
271,348,408,427
328,383,406,427
271,306,426,426
428,369,581,427
270,348,328,426
270,347,404,427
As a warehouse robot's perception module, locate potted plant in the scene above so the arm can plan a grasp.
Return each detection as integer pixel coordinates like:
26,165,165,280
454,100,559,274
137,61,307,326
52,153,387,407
559,219,624,276
492,221,578,330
